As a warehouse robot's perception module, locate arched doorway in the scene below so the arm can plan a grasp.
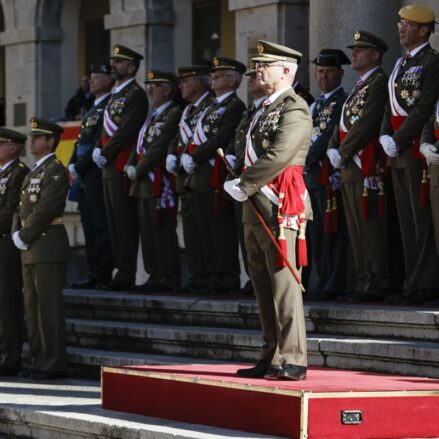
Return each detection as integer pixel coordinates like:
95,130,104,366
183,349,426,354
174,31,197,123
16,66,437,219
0,4,5,126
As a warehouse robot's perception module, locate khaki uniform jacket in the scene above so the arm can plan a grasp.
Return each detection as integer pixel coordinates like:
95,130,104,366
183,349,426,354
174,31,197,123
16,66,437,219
237,88,312,225
128,103,182,200
185,92,245,192
0,160,29,262
329,68,388,182
15,155,69,264
381,44,439,168
420,100,439,187
168,93,214,193
100,80,148,178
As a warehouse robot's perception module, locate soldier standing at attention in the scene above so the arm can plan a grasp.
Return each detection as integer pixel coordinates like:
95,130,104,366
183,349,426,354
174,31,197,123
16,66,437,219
225,41,311,380
93,45,148,291
13,118,69,379
181,58,245,294
166,65,213,292
304,49,350,300
68,64,114,289
0,129,29,375
126,70,181,291
327,31,390,303
380,4,439,305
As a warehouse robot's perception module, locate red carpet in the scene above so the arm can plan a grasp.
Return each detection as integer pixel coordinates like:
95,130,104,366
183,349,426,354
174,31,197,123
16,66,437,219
101,364,439,438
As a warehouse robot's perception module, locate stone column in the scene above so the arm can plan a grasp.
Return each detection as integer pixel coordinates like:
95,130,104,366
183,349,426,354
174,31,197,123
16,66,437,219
228,0,309,103
309,0,401,96
105,0,175,78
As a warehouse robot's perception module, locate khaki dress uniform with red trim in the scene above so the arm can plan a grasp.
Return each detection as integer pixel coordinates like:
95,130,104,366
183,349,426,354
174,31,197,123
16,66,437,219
127,70,182,290
15,118,69,374
184,57,246,293
0,129,29,372
236,41,312,372
329,31,390,301
380,5,439,300
99,45,148,289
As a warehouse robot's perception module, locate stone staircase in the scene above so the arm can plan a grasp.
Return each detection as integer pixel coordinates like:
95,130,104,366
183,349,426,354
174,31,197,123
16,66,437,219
56,289,439,379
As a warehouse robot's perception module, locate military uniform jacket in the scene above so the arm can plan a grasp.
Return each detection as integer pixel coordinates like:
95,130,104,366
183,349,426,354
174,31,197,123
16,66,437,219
128,103,182,200
305,87,347,188
168,93,213,193
421,99,439,187
185,92,245,192
0,160,29,262
329,68,388,183
381,44,439,168
100,80,148,178
15,155,70,264
237,88,312,225
69,94,111,186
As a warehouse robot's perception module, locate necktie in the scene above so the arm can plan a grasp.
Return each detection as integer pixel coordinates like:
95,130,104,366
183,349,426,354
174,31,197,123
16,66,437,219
402,52,412,67
262,98,271,110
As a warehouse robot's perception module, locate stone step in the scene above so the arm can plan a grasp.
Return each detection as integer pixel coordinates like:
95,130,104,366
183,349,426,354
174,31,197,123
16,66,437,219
0,377,278,439
64,290,439,342
62,319,439,378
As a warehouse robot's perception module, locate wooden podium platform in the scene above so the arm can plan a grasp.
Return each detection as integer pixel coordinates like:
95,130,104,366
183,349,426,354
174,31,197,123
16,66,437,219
101,364,439,439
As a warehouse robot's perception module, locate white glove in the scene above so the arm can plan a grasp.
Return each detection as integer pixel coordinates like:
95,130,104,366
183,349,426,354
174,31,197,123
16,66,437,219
326,148,342,169
92,148,107,169
68,164,79,180
12,231,28,251
181,153,197,174
223,178,248,202
166,154,178,175
379,135,399,157
225,154,236,168
420,143,439,166
126,165,137,181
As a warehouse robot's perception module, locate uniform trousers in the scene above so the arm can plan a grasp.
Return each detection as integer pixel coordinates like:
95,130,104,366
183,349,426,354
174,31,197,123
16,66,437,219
244,223,307,367
341,181,389,294
429,165,439,255
0,245,24,368
191,191,240,290
391,166,439,293
103,175,139,285
22,262,66,372
138,198,180,288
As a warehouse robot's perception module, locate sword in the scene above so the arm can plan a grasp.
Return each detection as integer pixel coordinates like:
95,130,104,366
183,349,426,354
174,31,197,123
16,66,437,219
217,148,305,292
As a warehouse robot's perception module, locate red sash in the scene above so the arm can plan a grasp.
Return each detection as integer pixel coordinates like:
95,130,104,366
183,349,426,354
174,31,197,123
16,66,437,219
434,129,439,141
102,135,134,173
390,115,422,160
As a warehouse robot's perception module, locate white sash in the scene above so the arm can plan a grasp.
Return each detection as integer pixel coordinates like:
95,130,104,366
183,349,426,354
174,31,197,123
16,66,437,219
147,172,175,208
192,106,215,166
388,58,408,117
136,113,154,155
103,108,119,137
179,105,193,146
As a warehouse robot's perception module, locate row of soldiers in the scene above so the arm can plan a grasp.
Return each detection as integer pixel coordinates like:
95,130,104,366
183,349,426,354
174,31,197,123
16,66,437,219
0,3,438,380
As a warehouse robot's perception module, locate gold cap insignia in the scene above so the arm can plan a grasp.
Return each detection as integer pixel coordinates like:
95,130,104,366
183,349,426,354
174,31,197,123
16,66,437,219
31,120,37,129
257,42,264,54
249,61,255,69
114,46,120,54
354,31,361,41
212,58,219,66
147,71,154,80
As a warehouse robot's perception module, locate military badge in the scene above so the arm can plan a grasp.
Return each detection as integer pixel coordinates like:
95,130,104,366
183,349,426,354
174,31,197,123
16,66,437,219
354,31,361,41
147,71,154,80
30,194,38,203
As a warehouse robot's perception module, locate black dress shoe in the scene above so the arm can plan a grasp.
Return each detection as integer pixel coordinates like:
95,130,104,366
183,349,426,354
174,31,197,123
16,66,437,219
384,294,403,304
18,369,33,378
402,291,426,305
278,364,307,381
346,292,384,303
263,365,283,380
237,360,269,378
103,279,133,292
0,365,20,376
31,370,66,380
70,278,99,289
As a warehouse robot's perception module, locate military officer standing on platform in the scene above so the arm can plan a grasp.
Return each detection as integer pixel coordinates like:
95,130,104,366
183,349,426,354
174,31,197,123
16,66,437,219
420,99,439,305
69,64,114,289
0,129,29,375
126,70,181,291
13,118,69,379
93,45,148,291
182,58,245,294
225,41,311,380
304,49,349,300
166,65,213,292
327,31,390,303
380,4,439,305
226,62,266,294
